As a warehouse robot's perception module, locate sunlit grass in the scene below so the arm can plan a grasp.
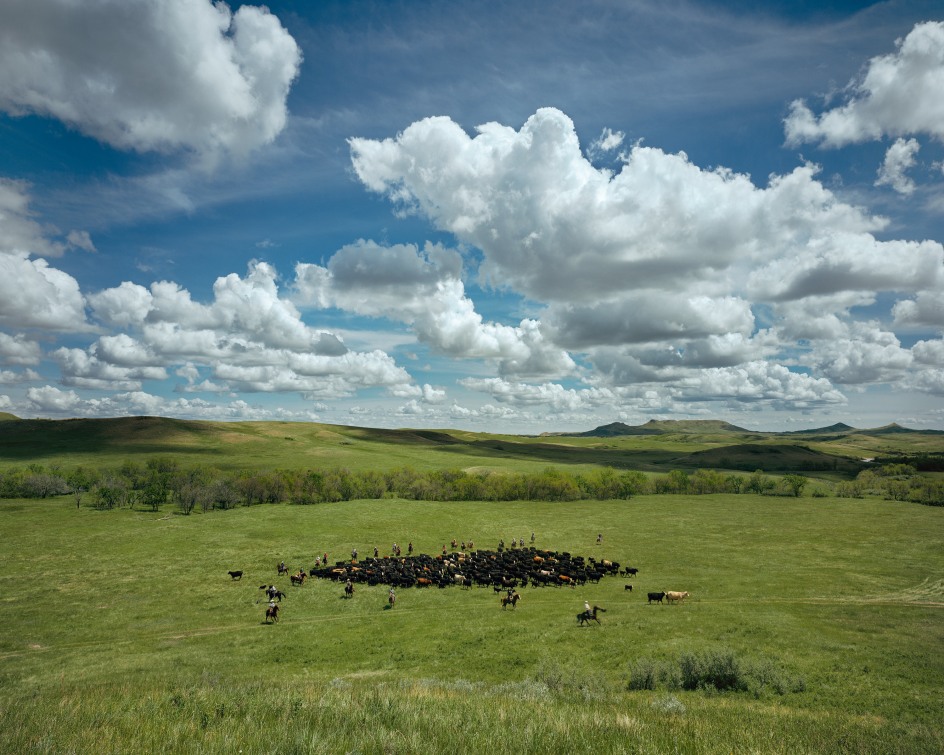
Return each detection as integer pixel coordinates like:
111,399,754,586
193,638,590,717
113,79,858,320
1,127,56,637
1,493,942,752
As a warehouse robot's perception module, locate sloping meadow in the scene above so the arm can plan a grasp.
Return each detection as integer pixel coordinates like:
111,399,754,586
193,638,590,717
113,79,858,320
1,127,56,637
1,494,941,753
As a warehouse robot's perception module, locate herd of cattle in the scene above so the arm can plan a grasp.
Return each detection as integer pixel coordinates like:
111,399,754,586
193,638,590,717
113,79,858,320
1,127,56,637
306,546,627,590
230,543,691,620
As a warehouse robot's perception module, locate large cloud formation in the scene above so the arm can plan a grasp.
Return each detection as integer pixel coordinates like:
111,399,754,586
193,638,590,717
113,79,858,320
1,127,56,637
293,240,575,378
785,21,944,147
83,262,413,399
350,106,944,409
0,180,89,333
785,21,944,200
0,0,301,158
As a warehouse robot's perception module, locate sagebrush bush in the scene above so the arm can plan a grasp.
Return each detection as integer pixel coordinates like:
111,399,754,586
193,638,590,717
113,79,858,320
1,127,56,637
679,649,748,692
627,649,801,696
626,658,659,691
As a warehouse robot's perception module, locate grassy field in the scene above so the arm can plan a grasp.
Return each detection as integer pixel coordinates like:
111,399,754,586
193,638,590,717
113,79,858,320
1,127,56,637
1,493,942,753
3,415,940,476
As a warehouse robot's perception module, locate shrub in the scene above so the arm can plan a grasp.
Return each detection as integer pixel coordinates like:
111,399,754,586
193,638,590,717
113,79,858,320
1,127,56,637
678,649,747,692
628,649,801,697
626,658,659,691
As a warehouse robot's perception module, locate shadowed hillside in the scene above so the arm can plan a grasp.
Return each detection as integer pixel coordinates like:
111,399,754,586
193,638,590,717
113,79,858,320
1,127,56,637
0,415,940,475
680,443,863,473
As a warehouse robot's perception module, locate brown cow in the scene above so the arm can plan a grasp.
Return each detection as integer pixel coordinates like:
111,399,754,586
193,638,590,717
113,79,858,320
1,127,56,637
666,590,689,603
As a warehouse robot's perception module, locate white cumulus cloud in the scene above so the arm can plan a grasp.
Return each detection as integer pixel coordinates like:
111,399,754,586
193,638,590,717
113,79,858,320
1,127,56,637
784,21,944,147
0,0,301,160
294,240,575,378
875,137,920,194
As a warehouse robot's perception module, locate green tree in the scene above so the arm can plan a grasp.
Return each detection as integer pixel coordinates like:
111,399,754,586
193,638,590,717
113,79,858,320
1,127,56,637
747,470,772,495
67,466,96,508
782,474,808,497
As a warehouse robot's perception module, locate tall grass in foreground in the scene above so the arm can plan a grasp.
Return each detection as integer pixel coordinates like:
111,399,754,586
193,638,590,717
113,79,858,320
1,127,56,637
1,675,934,754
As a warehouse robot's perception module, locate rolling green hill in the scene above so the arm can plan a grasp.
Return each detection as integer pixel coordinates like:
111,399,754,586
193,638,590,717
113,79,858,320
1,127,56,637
0,415,940,475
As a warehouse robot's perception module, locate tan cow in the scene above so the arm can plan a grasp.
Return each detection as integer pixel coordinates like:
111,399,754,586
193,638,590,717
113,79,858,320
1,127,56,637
665,590,689,603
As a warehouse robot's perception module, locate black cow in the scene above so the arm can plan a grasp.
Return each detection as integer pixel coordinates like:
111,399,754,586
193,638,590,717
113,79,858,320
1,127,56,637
227,570,243,580
624,584,633,591
647,591,665,604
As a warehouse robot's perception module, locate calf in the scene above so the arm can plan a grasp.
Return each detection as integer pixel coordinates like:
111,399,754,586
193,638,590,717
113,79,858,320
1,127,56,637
624,584,633,591
647,591,666,604
227,570,243,580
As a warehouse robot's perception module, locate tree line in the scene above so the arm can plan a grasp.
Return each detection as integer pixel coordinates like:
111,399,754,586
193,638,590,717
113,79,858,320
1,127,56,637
0,458,939,511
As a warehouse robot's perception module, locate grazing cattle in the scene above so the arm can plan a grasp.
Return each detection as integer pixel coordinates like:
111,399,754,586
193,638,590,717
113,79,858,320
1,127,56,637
290,572,306,586
306,546,618,592
666,591,689,603
577,605,606,626
624,584,633,591
622,567,639,577
227,570,243,580
265,604,280,623
647,591,666,604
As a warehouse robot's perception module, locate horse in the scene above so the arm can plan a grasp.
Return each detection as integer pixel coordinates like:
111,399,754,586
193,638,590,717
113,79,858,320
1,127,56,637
265,604,280,623
277,562,289,576
500,591,521,609
344,581,355,598
577,605,606,626
388,590,396,607
290,572,306,586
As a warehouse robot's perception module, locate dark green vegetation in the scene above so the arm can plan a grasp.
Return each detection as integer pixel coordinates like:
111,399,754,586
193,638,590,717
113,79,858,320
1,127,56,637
1,416,942,752
3,415,943,507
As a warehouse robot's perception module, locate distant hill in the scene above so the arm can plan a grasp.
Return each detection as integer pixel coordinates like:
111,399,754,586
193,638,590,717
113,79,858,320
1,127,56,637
572,419,750,437
574,422,662,437
860,423,944,436
0,412,19,421
783,423,856,435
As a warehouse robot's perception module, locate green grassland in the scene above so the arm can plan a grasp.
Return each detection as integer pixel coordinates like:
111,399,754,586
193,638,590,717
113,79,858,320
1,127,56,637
3,415,939,476
1,415,942,752
2,492,942,753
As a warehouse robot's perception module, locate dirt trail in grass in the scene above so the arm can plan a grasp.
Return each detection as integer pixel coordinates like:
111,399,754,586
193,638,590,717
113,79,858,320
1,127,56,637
699,578,944,608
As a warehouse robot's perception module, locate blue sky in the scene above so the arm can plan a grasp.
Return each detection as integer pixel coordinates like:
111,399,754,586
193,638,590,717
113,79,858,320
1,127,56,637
1,0,943,432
